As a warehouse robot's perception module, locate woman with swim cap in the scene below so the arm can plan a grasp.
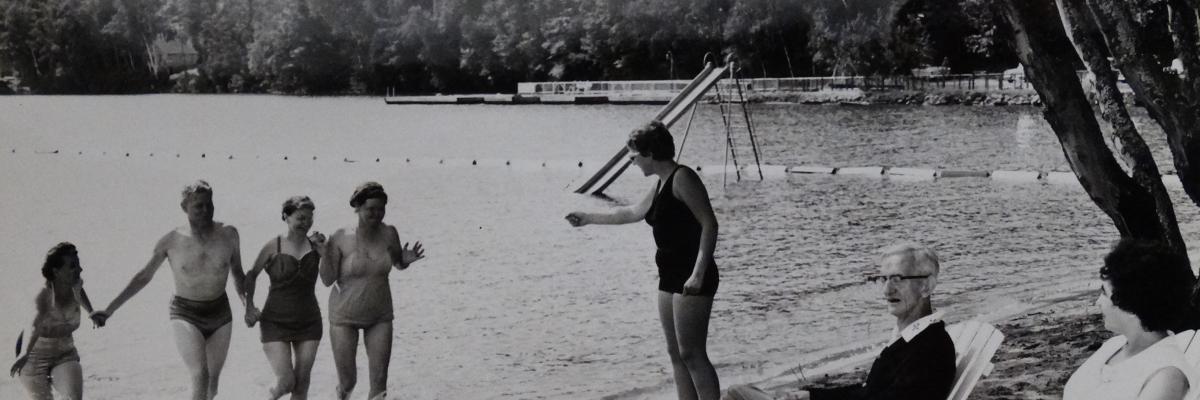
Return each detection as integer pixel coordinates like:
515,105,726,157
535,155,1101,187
245,196,326,399
320,182,425,400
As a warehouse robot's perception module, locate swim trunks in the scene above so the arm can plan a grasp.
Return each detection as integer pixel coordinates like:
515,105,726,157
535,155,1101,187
169,294,233,338
645,166,719,297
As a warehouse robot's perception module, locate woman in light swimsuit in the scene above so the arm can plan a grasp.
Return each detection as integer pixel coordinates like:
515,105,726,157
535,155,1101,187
567,121,722,400
245,196,326,399
10,242,99,400
321,182,424,400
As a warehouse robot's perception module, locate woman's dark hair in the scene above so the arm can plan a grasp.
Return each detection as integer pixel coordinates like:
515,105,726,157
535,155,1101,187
350,182,387,208
1101,238,1195,332
281,196,315,221
42,242,77,281
627,121,675,161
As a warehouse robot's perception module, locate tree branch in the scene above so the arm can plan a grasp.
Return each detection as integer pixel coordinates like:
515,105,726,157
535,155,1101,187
1002,0,1180,246
1087,0,1200,209
1058,0,1186,250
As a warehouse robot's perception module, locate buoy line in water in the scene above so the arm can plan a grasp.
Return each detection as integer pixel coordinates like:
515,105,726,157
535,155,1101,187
6,146,1182,188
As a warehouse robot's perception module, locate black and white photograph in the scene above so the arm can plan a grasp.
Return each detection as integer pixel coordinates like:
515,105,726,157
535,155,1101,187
2,0,1200,399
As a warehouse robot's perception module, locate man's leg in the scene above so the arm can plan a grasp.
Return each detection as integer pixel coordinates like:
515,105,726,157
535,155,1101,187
363,321,393,399
172,320,210,400
673,294,719,400
329,324,360,400
203,323,232,400
659,291,698,400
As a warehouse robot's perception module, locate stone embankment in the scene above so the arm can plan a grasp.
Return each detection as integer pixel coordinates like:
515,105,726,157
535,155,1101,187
746,89,1043,106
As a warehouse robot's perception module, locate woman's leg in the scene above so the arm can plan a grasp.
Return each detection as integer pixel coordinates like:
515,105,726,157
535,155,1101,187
672,294,719,400
290,340,320,400
18,370,53,400
48,360,82,400
262,341,295,399
329,325,360,400
659,291,698,400
363,321,394,399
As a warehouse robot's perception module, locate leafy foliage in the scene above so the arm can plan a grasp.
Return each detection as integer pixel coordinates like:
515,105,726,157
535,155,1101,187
0,0,1019,94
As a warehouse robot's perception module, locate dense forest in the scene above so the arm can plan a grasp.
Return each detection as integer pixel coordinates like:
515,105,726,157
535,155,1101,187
0,0,1018,94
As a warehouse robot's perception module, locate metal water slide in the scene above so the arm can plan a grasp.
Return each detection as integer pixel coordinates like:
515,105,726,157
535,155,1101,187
574,62,728,195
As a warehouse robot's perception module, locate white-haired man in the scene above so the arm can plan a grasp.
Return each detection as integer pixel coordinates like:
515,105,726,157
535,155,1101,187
727,243,956,400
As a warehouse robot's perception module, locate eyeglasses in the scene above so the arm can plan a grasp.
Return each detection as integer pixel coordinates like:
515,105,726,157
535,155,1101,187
865,274,930,285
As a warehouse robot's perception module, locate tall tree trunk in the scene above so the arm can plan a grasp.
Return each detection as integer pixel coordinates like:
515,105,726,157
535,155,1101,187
1086,0,1200,209
1001,0,1184,250
1056,0,1186,252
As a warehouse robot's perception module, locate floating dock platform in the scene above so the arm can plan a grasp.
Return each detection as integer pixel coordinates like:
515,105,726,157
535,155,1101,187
383,93,676,105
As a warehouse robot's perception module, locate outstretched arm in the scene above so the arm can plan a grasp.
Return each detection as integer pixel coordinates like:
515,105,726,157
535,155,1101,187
226,227,248,306
11,291,47,376
673,168,717,295
73,286,95,315
566,183,657,226
102,234,170,318
243,240,272,326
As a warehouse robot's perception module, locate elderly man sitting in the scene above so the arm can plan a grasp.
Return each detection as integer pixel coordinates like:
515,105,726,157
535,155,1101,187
726,243,956,400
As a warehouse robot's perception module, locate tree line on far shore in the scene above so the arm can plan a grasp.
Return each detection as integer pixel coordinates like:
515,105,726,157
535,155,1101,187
0,0,1019,95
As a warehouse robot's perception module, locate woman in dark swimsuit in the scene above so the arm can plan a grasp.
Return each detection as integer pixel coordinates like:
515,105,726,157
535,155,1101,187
244,196,326,399
566,121,721,400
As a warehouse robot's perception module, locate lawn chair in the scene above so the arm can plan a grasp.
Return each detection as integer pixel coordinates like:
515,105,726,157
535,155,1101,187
944,321,1005,400
1173,330,1200,400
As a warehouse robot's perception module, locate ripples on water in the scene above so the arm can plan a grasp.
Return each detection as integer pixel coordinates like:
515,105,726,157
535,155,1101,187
0,96,1190,399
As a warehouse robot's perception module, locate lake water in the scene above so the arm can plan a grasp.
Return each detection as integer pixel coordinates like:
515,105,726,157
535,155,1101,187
0,95,1194,399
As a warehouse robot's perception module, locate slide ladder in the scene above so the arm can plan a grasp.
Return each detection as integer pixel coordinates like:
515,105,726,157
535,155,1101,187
714,62,765,185
574,61,728,195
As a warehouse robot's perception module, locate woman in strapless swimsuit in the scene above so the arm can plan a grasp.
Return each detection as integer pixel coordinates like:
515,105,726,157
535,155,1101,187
320,182,424,400
245,196,326,399
10,242,99,400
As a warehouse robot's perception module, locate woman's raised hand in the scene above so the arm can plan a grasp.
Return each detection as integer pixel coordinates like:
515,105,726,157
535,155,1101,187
400,242,425,267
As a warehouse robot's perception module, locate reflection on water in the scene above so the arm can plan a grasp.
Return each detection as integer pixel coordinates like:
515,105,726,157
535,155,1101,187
0,96,1187,399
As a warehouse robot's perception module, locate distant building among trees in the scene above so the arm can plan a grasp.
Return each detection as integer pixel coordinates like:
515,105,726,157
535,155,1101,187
149,35,199,74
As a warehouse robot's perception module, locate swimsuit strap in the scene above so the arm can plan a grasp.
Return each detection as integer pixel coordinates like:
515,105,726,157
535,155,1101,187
659,165,684,198
276,235,282,255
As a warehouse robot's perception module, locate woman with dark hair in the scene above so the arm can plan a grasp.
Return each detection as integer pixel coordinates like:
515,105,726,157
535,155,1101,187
10,242,99,400
1063,239,1199,400
244,196,326,399
566,121,722,400
321,182,424,400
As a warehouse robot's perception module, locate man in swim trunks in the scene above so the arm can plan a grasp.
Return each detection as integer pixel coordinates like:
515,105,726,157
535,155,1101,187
92,180,248,400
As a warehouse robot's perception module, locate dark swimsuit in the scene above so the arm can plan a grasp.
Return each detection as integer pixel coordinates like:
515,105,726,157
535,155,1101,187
646,166,719,297
170,294,233,339
259,236,323,343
